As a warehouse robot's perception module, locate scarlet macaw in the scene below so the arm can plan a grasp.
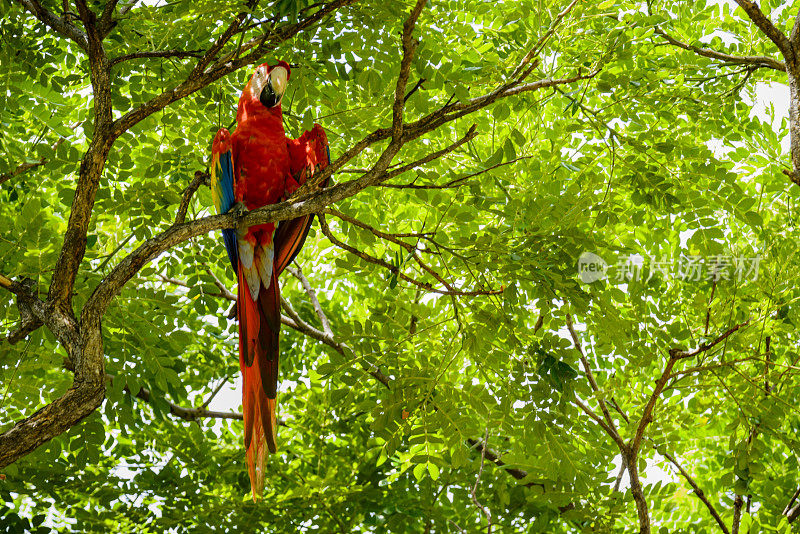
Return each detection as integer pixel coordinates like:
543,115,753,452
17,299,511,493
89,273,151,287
209,60,330,499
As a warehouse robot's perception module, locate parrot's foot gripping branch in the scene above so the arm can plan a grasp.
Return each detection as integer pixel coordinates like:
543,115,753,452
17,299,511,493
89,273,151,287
231,201,249,230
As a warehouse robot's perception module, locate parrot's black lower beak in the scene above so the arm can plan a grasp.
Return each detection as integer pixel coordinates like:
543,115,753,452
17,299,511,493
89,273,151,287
259,84,282,108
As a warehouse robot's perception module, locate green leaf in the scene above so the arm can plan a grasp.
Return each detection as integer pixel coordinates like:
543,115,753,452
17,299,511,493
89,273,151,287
427,462,440,481
412,463,426,482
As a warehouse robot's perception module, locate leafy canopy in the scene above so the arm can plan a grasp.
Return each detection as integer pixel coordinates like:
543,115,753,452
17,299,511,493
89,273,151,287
2,0,800,532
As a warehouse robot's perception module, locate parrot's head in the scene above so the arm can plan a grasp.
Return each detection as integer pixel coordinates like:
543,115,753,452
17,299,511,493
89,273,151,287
246,61,291,109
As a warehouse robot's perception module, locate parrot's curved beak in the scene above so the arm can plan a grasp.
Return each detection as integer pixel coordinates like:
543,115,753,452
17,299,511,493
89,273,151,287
260,66,288,108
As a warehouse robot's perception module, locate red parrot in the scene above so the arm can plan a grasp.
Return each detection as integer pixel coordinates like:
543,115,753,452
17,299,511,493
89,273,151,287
209,61,330,500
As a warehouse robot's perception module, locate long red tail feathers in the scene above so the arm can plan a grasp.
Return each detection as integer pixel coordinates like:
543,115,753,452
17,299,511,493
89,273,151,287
238,261,280,500
235,124,329,500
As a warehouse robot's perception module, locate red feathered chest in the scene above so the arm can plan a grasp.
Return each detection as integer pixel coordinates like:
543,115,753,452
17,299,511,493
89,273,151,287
232,109,290,210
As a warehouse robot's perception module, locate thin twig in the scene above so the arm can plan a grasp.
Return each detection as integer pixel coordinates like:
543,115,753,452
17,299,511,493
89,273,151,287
662,451,730,534
0,122,80,186
379,155,535,190
280,296,391,388
200,378,228,409
471,427,493,534
287,264,333,337
109,49,204,67
782,486,800,522
669,321,749,360
566,314,620,440
176,171,208,224
318,214,500,296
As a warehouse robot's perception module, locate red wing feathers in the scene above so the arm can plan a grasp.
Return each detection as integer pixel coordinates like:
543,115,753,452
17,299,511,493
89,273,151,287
275,124,331,275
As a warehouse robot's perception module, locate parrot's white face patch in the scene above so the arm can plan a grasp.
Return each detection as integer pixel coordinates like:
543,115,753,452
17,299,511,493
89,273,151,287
268,66,288,97
250,66,269,99
249,65,288,106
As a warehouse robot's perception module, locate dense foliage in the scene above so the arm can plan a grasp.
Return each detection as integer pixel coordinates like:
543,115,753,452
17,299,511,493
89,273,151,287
3,0,800,532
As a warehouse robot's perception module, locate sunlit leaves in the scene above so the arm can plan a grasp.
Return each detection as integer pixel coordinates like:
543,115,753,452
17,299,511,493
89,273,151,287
4,0,800,532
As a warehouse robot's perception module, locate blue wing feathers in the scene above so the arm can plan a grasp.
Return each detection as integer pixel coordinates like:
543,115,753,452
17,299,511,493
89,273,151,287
211,131,239,271
219,152,236,212
222,229,238,272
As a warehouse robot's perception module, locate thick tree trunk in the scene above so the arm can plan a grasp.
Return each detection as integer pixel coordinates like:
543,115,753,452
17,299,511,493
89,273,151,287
0,322,105,468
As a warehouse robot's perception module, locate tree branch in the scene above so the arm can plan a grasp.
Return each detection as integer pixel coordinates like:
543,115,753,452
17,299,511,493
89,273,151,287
111,0,358,138
379,155,535,190
783,486,800,522
158,274,235,302
391,0,426,142
118,0,138,16
381,125,479,182
0,381,104,468
470,427,493,534
16,0,89,50
6,279,45,345
148,267,593,515
80,158,362,321
62,360,247,422
631,358,678,456
322,208,457,291
176,171,208,224
109,49,205,67
286,265,333,338
654,26,786,71
624,446,650,534
280,297,391,388
617,322,749,533
511,0,580,79
573,396,622,447
0,277,100,468
792,8,800,47
732,494,744,533
97,0,120,38
160,265,391,389
47,0,114,310
318,213,500,296
187,5,251,79
668,321,749,360
2,277,80,352
322,208,433,244
465,439,576,513
632,321,750,455
2,0,598,471
566,315,620,441
732,0,794,59
75,57,592,398
662,451,730,534
130,381,243,422
466,438,541,487
0,152,56,186
0,124,79,187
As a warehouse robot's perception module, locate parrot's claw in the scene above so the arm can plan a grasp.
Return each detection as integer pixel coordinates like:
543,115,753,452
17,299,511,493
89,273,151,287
231,202,248,218
231,202,249,234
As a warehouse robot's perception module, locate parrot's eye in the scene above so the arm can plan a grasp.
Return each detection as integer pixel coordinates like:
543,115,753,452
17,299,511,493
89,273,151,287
250,67,270,100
